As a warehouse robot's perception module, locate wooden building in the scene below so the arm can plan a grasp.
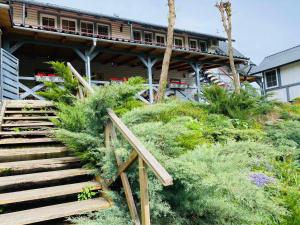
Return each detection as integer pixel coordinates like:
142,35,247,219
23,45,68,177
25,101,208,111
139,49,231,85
0,0,249,103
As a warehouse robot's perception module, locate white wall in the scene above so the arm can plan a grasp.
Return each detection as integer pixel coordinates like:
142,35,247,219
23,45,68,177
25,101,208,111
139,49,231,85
268,88,288,102
289,84,300,100
281,61,300,86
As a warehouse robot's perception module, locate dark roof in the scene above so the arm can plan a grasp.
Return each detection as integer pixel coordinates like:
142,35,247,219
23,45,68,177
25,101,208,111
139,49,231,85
251,45,300,75
9,0,228,41
217,41,246,58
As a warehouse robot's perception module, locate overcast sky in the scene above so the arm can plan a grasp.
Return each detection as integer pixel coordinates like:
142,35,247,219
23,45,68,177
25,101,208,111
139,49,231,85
38,0,300,64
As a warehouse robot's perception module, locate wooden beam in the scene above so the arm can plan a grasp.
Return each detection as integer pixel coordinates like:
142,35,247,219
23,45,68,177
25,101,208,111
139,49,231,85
139,157,150,225
169,62,189,70
107,123,141,225
117,151,138,176
107,109,173,186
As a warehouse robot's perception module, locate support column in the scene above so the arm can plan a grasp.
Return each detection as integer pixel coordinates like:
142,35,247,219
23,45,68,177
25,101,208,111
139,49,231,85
0,29,2,49
139,57,158,104
190,63,202,101
73,39,100,85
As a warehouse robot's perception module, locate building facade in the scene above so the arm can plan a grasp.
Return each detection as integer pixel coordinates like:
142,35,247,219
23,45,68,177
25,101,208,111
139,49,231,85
251,45,300,102
0,0,248,103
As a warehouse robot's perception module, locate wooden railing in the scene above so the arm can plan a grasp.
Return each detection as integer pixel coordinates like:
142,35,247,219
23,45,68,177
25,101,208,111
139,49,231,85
68,62,173,225
105,109,173,225
67,62,94,98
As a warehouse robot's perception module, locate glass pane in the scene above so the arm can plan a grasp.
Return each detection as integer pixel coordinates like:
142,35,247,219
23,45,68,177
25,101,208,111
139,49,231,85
265,70,277,88
133,31,141,41
175,38,183,47
156,36,165,44
145,33,152,43
98,25,109,36
190,40,197,49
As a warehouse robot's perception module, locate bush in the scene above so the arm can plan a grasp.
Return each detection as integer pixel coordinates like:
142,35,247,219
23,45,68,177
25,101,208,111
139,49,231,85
202,84,275,121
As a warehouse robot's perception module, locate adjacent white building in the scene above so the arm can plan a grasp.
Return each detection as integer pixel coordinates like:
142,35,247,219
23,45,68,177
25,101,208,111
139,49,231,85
251,45,300,102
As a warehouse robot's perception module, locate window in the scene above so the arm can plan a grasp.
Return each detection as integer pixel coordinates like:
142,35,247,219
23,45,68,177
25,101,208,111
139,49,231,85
144,32,153,43
133,30,142,41
61,18,77,32
265,70,278,88
97,24,110,37
174,37,184,48
156,34,166,45
81,21,94,34
40,14,56,28
199,41,207,52
189,39,198,50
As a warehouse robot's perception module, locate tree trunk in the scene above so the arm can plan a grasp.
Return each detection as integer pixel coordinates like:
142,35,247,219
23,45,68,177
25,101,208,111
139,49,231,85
216,1,240,93
156,0,176,102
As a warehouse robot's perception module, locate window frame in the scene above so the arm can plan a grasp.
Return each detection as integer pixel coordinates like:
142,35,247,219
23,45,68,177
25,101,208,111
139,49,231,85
174,37,184,48
80,20,94,35
133,30,142,41
96,23,111,37
155,33,166,46
60,17,77,32
199,40,207,52
40,13,57,28
264,69,279,89
144,31,153,43
189,39,198,50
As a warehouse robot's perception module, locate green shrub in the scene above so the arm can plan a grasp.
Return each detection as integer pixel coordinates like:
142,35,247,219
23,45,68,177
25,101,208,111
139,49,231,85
37,61,79,104
202,84,275,121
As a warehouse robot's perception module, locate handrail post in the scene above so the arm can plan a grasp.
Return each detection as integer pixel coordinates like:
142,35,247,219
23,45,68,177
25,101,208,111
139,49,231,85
139,157,150,225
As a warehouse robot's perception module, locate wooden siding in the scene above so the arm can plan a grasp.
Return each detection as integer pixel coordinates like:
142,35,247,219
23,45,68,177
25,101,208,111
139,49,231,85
11,2,217,52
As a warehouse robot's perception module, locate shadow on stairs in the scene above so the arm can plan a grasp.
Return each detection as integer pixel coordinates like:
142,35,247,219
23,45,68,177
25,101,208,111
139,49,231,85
0,100,110,225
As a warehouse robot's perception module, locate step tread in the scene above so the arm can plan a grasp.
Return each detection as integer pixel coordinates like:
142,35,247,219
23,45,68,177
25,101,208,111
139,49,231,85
3,116,57,120
5,100,54,109
5,111,56,114
0,130,51,136
0,168,89,188
0,198,109,225
0,137,56,145
0,157,80,172
1,122,54,127
0,181,101,205
0,146,67,157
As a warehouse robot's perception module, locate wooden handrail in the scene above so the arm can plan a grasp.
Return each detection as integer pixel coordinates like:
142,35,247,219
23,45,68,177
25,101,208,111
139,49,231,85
107,108,173,186
67,62,94,95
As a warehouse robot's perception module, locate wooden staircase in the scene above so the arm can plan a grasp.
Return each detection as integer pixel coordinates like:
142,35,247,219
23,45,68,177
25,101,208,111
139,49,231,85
0,100,110,225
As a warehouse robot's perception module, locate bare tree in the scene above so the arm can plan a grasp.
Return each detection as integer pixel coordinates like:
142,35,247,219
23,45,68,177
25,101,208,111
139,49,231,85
216,1,240,93
156,0,176,102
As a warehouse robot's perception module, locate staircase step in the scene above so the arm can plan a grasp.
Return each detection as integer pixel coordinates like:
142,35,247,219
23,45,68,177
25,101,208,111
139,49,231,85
0,181,101,205
0,137,57,145
5,100,54,109
3,116,57,120
0,198,109,225
0,157,80,175
0,168,90,192
5,110,55,114
0,147,68,162
1,122,54,127
0,130,51,136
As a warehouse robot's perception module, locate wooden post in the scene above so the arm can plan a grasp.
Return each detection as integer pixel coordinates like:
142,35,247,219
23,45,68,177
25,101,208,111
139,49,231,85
139,157,150,225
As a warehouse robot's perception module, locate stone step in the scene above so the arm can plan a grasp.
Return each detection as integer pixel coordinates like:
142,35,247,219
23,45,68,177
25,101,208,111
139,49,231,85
0,181,101,205
0,157,80,175
0,168,90,192
0,146,68,162
0,137,57,145
0,198,110,225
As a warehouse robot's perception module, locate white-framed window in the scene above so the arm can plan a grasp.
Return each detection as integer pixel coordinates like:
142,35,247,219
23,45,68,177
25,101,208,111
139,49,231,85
133,30,142,41
199,41,207,52
155,33,166,45
40,14,57,28
61,17,77,32
174,37,184,48
80,21,94,34
189,39,198,50
144,31,153,43
264,69,278,88
97,23,110,37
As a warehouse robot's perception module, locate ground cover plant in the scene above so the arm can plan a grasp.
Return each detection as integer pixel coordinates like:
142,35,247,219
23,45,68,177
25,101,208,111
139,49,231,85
38,64,299,225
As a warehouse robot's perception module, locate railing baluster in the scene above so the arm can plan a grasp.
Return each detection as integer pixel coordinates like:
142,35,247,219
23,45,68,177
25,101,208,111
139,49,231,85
139,157,150,225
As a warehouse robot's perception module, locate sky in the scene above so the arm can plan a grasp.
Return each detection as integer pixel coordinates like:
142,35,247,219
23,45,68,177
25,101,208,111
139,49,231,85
37,0,300,65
